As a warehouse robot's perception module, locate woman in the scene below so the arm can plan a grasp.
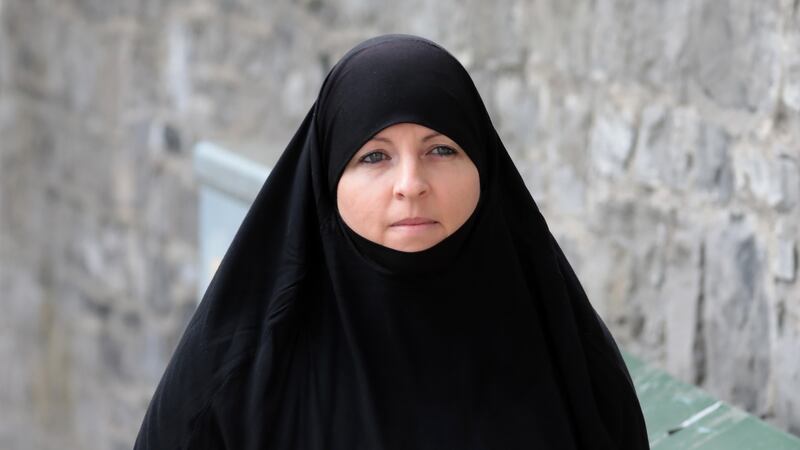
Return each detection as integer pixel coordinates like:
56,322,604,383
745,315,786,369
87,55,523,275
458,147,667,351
135,34,650,449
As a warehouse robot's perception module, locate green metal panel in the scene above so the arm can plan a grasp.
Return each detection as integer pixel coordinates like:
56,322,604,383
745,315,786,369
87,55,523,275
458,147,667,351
655,406,800,449
621,352,800,449
194,141,270,299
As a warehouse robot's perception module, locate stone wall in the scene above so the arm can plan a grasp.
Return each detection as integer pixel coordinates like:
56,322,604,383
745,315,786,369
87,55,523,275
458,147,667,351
0,0,797,448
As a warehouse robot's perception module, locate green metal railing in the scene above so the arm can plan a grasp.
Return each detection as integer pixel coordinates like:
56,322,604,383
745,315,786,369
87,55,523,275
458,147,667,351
623,352,800,449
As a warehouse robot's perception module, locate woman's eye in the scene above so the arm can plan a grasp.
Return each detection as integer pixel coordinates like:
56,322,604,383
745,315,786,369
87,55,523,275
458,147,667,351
359,151,388,164
430,145,457,156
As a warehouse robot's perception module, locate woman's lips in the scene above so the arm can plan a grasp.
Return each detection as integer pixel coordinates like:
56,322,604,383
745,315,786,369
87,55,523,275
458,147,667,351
391,217,437,226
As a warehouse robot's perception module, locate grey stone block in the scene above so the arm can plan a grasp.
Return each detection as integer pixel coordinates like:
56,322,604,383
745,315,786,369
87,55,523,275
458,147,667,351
703,214,771,413
589,102,635,177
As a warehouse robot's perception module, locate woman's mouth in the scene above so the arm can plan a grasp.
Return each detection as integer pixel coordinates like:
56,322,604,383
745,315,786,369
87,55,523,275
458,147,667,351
391,217,438,227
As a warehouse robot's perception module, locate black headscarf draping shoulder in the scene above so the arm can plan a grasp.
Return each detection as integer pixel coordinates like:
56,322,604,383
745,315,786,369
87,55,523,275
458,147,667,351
134,34,650,450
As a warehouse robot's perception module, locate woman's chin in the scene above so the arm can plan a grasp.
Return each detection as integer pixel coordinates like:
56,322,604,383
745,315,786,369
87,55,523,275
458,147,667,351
383,231,446,253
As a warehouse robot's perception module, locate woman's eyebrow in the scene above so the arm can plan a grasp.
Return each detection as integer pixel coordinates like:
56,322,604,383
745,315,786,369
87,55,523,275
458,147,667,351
369,132,443,143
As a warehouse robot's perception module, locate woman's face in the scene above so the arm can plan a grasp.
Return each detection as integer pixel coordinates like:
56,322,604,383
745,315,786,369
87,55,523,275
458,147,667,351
336,122,480,252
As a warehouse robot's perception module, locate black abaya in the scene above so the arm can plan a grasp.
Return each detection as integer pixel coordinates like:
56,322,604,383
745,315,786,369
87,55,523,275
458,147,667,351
134,34,650,450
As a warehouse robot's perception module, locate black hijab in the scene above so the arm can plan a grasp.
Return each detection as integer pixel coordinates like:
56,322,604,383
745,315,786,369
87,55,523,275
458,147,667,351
135,34,650,450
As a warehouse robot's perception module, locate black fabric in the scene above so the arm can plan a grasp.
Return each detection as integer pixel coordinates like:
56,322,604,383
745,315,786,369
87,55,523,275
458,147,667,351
135,34,650,450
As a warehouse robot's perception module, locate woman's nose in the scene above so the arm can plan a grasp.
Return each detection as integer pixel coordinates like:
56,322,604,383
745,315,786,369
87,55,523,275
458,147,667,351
393,160,429,199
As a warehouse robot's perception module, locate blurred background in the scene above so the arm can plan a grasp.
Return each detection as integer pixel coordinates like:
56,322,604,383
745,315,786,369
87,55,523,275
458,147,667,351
1,0,798,448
